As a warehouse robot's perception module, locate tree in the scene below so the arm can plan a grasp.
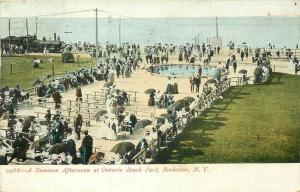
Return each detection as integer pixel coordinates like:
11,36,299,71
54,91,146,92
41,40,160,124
62,52,74,63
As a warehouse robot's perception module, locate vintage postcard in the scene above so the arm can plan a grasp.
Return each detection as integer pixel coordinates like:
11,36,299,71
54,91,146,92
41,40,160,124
0,0,300,191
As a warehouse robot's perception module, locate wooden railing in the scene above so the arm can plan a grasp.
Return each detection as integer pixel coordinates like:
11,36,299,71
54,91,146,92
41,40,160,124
132,70,272,164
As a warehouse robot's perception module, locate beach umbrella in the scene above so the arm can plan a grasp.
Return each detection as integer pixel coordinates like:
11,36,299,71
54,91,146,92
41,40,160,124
48,143,68,154
205,79,218,84
32,79,42,86
56,84,66,92
167,101,186,112
23,116,36,126
30,135,51,150
110,142,135,154
183,96,195,104
176,99,190,107
134,119,152,129
155,117,165,125
97,110,107,116
115,106,125,114
238,69,248,74
144,88,156,94
103,82,113,88
159,113,173,120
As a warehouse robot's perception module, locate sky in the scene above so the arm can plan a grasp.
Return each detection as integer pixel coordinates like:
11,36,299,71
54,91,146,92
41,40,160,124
0,0,300,18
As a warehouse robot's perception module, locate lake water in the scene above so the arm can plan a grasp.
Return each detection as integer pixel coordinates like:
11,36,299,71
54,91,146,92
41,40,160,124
0,17,299,48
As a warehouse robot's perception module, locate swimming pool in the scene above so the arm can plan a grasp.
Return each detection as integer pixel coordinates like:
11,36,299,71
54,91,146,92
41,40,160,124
150,65,221,78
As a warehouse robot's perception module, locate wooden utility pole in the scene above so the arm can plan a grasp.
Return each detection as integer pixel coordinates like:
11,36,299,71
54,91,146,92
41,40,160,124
8,19,11,56
118,17,121,47
26,18,29,56
95,8,99,67
35,17,38,38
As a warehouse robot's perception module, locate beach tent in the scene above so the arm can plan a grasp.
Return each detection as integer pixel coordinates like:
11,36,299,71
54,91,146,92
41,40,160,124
110,142,135,154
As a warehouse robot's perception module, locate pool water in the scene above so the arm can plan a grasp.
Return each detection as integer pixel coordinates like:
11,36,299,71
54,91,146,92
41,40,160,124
151,65,221,78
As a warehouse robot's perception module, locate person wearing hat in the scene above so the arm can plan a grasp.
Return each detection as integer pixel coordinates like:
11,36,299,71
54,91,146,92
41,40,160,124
52,91,62,109
129,113,137,135
44,109,52,126
75,86,82,102
136,138,149,163
79,130,93,164
5,100,14,116
52,110,61,121
74,114,83,140
148,91,155,106
66,129,77,164
0,138,8,165
195,75,201,93
7,134,29,163
63,118,71,134
52,117,63,144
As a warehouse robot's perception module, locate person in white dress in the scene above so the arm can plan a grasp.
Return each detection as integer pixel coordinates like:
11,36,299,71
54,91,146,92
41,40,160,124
108,69,115,84
106,95,113,116
155,90,161,106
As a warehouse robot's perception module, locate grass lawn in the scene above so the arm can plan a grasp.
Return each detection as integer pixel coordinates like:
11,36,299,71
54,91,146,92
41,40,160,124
0,54,95,89
154,73,300,163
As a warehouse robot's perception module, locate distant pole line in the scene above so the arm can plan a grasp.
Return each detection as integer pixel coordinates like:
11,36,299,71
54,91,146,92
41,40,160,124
26,9,94,18
99,9,130,18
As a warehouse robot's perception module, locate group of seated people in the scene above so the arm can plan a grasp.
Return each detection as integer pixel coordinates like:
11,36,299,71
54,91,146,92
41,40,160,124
105,85,129,116
1,108,95,165
148,91,175,108
0,86,30,119
105,111,138,139
112,138,149,164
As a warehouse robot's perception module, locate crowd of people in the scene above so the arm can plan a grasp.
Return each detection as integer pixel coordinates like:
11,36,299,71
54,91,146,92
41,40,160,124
0,40,289,165
148,90,175,108
0,85,30,120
